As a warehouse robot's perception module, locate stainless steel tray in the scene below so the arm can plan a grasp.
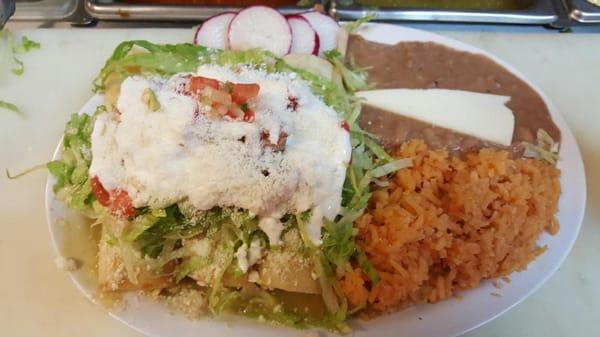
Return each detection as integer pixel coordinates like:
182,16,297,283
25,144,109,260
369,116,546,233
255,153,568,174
333,0,558,24
84,0,313,21
567,0,600,22
13,0,78,20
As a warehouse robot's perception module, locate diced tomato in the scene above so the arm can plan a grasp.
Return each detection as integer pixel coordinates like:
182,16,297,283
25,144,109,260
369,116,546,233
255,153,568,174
260,130,270,141
212,102,229,117
287,96,299,111
277,132,288,150
228,104,245,119
231,83,260,104
91,176,110,207
90,176,135,218
188,76,221,94
224,110,235,119
341,120,350,132
221,81,234,93
185,76,259,122
110,189,136,218
243,108,255,122
260,130,287,152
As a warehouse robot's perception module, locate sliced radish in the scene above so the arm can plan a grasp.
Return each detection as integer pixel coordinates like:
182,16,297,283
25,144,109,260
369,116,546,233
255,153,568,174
228,6,292,57
286,15,319,55
300,11,340,56
193,12,236,49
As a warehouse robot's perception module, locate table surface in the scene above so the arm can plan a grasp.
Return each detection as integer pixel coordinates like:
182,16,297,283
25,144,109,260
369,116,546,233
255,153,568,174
1,26,598,337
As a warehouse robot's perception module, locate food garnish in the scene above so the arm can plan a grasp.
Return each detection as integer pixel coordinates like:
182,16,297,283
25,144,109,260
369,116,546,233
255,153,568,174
50,28,403,331
523,128,560,164
1,30,40,118
0,30,40,76
0,99,22,117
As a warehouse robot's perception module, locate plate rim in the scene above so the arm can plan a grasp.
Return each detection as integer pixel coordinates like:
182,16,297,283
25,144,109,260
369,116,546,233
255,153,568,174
45,23,587,337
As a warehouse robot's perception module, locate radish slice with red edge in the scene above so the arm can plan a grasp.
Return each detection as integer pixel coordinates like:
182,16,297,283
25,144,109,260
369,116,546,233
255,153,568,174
193,12,236,49
300,11,340,56
286,15,319,55
228,6,292,57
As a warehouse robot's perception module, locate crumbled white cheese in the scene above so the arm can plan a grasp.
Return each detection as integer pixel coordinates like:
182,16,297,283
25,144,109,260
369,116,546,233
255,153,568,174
190,238,212,258
235,238,263,273
259,217,284,246
235,243,249,273
89,65,351,245
54,256,79,271
248,238,262,266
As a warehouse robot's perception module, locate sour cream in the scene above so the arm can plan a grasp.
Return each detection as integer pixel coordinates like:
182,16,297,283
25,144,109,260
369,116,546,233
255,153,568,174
89,65,351,245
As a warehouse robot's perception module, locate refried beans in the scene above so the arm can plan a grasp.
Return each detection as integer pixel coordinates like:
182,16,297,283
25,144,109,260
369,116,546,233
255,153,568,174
346,35,561,157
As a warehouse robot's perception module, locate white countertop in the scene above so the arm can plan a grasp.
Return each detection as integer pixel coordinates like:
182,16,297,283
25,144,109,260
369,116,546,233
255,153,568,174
1,27,598,337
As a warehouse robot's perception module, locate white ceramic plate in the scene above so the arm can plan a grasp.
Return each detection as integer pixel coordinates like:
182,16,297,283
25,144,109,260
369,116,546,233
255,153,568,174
46,23,586,337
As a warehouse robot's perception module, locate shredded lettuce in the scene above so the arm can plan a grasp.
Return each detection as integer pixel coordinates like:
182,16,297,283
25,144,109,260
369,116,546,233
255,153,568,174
356,248,380,284
280,43,407,290
324,49,369,93
207,240,236,313
15,36,40,53
93,40,351,118
364,137,393,162
343,12,377,33
314,52,413,285
313,251,341,313
122,205,265,292
47,112,97,214
1,32,39,118
322,219,356,269
92,41,281,93
176,255,209,282
131,205,186,258
216,48,278,70
322,217,382,286
522,128,560,165
0,99,24,118
294,213,350,331
92,41,216,92
370,158,413,178
277,61,352,115
129,206,257,259
0,30,40,76
5,163,46,179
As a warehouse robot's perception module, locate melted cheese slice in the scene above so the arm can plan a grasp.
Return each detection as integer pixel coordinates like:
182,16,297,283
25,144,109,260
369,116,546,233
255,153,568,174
355,89,515,146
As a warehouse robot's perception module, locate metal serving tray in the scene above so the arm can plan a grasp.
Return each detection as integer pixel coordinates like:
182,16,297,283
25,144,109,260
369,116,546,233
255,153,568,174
566,0,600,22
84,0,313,21
13,0,78,20
333,0,558,24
